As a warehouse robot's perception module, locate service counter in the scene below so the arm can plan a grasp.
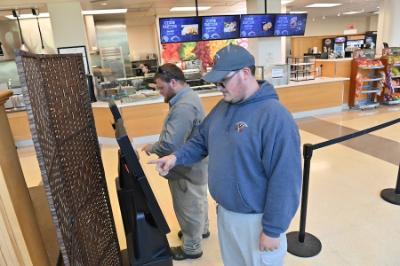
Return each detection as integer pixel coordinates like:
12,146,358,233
315,58,353,105
6,77,348,144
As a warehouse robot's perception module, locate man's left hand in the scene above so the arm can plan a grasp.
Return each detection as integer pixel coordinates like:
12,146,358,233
259,232,280,252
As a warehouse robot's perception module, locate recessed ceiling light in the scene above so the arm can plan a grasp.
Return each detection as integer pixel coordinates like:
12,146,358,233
82,9,127,15
342,10,364,15
282,0,295,5
290,11,307,14
170,6,211,12
101,2,108,6
5,12,50,19
306,3,343,8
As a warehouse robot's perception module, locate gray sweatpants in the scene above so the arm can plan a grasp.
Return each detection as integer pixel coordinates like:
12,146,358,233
217,205,287,266
168,178,209,254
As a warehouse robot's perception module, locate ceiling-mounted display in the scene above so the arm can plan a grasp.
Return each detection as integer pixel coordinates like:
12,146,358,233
159,17,201,44
158,13,308,44
240,14,275,38
201,15,240,41
274,14,307,36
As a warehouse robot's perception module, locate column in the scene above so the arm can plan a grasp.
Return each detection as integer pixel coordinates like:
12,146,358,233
246,0,285,66
47,1,88,48
376,0,400,55
0,91,49,266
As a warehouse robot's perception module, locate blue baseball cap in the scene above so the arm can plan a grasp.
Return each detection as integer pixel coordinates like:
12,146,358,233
203,44,255,83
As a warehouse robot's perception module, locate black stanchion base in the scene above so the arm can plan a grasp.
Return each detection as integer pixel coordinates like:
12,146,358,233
286,231,322,258
381,188,400,205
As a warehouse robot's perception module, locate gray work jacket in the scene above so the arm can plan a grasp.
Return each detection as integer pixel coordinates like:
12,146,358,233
151,87,208,185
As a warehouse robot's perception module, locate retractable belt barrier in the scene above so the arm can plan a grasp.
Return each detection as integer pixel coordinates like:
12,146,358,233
287,117,400,258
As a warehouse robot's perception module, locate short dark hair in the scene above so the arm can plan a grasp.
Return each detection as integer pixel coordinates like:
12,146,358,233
249,65,256,76
154,63,185,83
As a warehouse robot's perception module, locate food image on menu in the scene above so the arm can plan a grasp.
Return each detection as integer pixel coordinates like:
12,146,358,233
181,24,199,36
290,16,298,28
224,21,237,33
262,21,273,32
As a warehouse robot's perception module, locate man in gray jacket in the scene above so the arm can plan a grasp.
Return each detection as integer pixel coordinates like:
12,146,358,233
141,63,209,260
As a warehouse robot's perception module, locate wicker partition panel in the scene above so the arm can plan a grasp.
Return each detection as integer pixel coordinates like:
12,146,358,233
16,51,121,266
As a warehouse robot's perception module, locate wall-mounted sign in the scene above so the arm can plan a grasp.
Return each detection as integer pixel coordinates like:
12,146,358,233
240,14,275,38
274,14,307,36
159,17,201,44
202,15,240,41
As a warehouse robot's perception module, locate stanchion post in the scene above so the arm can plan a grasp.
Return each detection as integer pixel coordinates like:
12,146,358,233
287,143,322,257
299,143,313,242
395,165,400,194
380,163,400,206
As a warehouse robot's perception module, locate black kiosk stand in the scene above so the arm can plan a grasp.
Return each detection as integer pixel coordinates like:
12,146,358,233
109,102,173,266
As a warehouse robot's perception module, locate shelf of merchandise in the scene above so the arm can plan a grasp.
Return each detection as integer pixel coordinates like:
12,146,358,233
362,77,383,82
384,99,400,105
360,89,381,94
379,53,400,105
357,101,380,110
349,57,385,110
358,65,385,70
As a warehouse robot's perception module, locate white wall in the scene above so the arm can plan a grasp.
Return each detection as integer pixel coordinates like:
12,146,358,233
126,24,157,61
47,2,87,48
305,15,377,36
20,18,56,53
368,15,379,31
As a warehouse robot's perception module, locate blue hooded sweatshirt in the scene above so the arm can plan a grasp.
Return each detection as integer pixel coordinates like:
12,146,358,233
174,82,302,238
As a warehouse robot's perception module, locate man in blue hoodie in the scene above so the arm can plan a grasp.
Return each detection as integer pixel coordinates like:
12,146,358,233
150,45,302,266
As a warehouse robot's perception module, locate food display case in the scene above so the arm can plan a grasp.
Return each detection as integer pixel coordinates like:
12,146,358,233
96,76,160,103
287,56,316,82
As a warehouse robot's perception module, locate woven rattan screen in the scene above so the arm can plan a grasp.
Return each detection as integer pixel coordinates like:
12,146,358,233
16,51,121,266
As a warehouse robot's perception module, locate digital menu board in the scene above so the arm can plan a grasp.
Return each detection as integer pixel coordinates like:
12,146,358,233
240,14,275,38
202,15,240,40
159,17,201,44
274,14,307,36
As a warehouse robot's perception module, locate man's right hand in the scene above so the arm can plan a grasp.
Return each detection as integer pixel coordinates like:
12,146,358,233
141,144,152,156
148,154,177,176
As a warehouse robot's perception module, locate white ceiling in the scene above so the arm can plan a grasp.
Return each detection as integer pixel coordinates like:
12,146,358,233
285,0,380,17
0,0,380,21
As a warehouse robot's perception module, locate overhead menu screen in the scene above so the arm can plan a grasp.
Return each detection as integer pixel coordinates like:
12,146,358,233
159,17,201,44
201,15,240,40
274,14,307,36
240,14,275,38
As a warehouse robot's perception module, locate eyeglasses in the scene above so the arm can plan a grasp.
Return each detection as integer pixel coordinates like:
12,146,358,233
215,70,240,89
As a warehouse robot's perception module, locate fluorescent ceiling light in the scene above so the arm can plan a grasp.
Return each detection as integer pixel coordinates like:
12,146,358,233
82,9,127,15
282,0,295,5
6,12,50,19
290,11,307,14
342,10,364,15
306,3,343,8
170,6,211,12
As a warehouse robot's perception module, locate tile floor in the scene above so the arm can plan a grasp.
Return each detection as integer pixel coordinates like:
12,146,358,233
19,106,400,266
